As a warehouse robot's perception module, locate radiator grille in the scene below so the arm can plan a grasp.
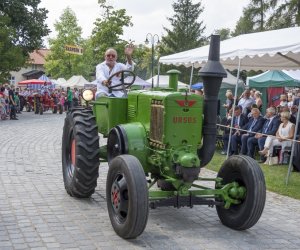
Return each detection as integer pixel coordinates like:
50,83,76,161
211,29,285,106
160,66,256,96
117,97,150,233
150,100,164,143
128,104,136,120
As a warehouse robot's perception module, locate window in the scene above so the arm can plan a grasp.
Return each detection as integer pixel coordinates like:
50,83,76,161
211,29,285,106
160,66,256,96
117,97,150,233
10,76,15,85
32,64,37,70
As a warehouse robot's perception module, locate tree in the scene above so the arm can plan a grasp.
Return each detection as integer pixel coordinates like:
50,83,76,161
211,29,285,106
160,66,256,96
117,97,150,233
231,6,256,36
160,0,206,83
267,0,300,29
215,28,231,41
44,7,87,79
0,0,49,81
91,0,132,66
161,0,206,55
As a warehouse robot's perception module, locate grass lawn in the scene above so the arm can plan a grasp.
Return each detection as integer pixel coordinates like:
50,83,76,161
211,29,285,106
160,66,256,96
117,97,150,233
205,151,300,200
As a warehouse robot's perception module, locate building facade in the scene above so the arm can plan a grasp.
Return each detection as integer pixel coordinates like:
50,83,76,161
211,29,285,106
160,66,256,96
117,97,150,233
9,49,50,85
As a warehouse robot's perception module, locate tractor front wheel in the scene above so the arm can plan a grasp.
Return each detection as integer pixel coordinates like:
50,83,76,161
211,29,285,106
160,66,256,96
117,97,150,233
62,108,100,197
216,155,266,230
106,155,149,239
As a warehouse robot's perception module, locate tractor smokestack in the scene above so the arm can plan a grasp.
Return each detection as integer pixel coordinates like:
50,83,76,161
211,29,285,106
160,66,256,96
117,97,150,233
198,35,227,167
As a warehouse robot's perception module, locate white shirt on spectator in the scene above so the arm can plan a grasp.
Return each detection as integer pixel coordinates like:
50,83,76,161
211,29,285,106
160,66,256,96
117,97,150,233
238,97,254,114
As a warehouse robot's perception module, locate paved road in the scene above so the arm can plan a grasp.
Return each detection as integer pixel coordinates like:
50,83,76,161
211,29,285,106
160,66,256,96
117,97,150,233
1,111,300,250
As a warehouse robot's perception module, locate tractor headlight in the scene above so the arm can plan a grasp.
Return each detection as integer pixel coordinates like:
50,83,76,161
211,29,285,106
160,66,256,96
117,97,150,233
82,89,94,101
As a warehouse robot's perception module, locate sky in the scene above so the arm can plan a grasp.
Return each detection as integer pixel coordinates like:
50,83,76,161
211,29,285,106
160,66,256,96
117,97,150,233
40,0,250,46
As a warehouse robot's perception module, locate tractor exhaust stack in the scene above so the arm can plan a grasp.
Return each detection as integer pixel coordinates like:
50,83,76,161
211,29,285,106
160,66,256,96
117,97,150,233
198,35,227,167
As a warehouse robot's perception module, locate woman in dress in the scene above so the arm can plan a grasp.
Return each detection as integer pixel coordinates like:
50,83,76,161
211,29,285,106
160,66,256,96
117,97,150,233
259,111,295,157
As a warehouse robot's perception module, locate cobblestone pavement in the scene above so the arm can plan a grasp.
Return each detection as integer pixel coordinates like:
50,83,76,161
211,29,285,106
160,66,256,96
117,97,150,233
1,111,300,250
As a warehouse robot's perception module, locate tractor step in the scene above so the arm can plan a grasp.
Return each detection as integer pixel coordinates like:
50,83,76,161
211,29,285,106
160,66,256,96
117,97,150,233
149,195,224,209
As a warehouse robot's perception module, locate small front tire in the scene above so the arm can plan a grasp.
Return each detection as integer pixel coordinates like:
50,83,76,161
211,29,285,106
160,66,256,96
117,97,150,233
216,155,266,230
106,155,149,239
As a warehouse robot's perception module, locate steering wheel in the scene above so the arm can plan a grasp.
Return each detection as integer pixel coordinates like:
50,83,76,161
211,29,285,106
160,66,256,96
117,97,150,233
107,70,136,92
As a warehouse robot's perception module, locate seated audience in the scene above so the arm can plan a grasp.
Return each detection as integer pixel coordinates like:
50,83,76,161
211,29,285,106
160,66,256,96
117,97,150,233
230,106,249,155
247,107,280,161
240,108,265,155
254,91,263,111
259,111,295,158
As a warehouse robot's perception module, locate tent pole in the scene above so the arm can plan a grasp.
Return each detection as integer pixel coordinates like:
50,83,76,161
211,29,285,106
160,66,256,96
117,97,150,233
157,63,160,87
285,102,300,185
226,57,241,158
189,64,194,92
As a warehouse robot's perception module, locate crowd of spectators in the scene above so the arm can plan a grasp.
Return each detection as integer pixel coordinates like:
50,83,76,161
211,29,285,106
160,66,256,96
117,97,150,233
220,88,300,168
0,83,83,120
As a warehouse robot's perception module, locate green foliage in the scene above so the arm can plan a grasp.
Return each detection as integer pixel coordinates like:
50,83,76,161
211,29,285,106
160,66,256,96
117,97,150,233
91,0,132,66
215,28,231,41
267,0,300,29
45,7,87,80
232,0,299,37
232,8,255,37
159,0,206,83
0,16,25,81
206,152,300,200
161,0,206,55
0,0,49,81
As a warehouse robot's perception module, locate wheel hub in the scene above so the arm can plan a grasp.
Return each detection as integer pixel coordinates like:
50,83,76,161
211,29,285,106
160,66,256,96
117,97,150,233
110,175,128,222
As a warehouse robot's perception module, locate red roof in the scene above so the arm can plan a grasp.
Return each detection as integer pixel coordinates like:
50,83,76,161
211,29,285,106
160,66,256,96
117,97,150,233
29,49,50,65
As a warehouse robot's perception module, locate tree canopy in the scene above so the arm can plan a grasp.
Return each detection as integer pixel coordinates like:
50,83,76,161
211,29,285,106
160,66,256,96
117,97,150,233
91,0,132,65
159,0,206,83
44,7,86,80
0,0,49,82
161,0,206,55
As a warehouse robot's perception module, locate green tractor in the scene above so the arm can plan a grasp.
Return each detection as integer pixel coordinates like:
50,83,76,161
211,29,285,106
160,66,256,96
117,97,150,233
62,35,266,239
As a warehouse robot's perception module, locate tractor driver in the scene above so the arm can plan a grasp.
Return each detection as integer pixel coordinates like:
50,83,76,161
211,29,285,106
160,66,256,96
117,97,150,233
95,45,134,98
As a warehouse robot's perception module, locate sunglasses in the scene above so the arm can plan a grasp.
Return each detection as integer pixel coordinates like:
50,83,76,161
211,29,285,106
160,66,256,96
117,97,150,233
106,54,116,58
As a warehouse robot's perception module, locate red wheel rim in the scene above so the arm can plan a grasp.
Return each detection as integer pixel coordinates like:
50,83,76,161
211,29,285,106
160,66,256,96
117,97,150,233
71,139,76,166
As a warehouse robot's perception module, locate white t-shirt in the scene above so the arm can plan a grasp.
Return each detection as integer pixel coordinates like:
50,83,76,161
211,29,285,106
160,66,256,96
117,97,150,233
95,61,133,98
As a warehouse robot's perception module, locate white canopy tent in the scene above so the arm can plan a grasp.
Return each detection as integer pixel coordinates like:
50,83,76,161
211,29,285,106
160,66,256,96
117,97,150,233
160,27,300,71
63,75,89,88
283,69,300,81
146,75,188,89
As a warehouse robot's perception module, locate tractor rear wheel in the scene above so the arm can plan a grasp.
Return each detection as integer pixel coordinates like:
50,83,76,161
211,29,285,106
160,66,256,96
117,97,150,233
216,155,266,230
106,155,149,239
62,108,100,197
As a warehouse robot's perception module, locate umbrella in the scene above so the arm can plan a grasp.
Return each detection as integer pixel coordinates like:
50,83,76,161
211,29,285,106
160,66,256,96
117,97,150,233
191,82,203,90
18,79,50,85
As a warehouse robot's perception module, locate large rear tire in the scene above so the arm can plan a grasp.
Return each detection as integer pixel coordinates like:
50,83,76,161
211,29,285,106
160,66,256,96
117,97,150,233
216,155,266,230
62,108,100,197
106,155,149,239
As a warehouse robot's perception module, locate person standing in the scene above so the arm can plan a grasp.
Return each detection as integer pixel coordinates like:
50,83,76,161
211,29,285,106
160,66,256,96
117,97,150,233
238,89,255,116
66,87,73,111
95,45,134,98
73,88,79,107
8,86,17,120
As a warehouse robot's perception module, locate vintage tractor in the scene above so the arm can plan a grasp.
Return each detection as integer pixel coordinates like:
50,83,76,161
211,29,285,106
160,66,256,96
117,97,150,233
62,35,266,239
